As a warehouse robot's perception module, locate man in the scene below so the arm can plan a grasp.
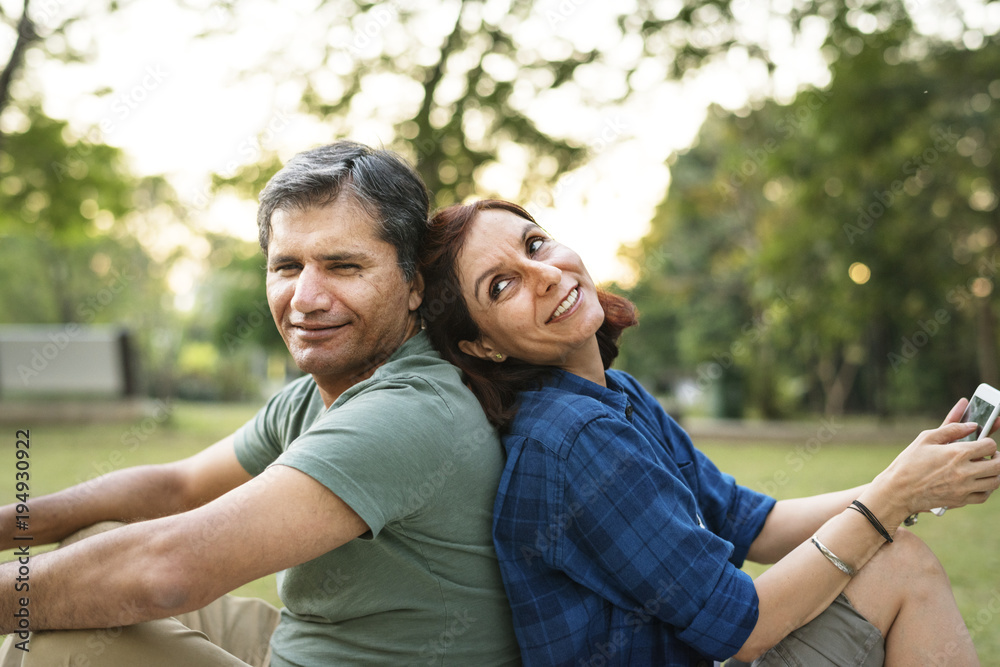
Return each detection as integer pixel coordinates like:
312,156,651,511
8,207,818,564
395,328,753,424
0,142,520,666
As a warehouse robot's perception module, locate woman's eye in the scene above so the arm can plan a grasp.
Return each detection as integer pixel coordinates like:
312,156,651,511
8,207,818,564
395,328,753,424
528,238,545,255
489,278,512,300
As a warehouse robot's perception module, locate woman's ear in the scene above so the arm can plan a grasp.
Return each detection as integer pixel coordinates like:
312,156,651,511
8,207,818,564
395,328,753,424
458,338,496,361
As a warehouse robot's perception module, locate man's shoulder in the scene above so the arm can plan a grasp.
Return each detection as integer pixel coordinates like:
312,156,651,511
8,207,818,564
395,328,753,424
352,334,468,400
335,334,491,435
276,373,321,397
256,374,322,421
376,331,456,382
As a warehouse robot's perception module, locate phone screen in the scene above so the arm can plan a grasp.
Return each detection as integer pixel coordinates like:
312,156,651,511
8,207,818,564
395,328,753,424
956,396,999,442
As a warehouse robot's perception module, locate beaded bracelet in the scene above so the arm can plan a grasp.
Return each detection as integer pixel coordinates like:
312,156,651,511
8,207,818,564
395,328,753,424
848,500,893,543
811,536,856,576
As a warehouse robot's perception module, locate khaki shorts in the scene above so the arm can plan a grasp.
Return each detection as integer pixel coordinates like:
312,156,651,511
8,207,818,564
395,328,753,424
726,594,885,667
0,594,279,667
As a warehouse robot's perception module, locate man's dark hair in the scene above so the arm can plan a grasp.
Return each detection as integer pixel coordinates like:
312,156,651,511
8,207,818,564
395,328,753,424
257,141,430,280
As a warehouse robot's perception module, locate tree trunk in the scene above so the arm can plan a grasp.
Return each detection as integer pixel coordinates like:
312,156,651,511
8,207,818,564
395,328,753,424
976,296,999,387
818,346,863,416
0,0,37,152
410,2,468,199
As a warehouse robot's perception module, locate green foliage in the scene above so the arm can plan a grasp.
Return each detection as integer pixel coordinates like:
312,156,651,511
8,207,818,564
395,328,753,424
8,0,997,414
0,0,190,399
166,235,287,402
193,235,282,354
0,106,175,331
215,0,883,210
622,26,1000,417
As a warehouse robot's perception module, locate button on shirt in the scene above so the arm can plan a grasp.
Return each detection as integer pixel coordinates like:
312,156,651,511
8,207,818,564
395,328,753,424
492,370,776,666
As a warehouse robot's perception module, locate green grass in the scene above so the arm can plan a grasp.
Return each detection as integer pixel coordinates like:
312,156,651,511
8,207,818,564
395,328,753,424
2,404,998,661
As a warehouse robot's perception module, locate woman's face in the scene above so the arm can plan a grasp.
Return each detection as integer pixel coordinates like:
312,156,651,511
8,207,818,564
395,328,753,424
455,208,606,376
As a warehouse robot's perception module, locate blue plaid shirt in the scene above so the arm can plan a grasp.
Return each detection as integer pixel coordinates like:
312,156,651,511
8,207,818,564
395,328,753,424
493,370,776,666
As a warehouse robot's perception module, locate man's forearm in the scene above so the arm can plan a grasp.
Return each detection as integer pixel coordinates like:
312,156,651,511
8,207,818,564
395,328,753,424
0,519,179,634
0,464,369,635
0,464,189,550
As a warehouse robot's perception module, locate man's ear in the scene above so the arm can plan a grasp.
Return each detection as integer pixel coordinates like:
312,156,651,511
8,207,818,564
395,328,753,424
408,271,425,312
458,338,496,361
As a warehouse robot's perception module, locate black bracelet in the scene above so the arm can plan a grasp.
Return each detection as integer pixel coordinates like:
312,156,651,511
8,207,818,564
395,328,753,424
849,500,894,543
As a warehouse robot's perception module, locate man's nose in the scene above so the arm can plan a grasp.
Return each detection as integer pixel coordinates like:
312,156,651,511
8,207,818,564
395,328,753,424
290,265,333,313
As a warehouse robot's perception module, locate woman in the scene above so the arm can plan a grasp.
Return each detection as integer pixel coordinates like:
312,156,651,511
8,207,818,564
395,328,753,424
419,199,998,666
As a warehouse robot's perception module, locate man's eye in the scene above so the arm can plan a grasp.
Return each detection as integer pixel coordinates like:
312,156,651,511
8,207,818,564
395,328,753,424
527,238,545,255
489,278,512,300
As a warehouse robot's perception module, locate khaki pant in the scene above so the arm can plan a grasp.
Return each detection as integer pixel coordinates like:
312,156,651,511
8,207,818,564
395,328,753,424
725,594,884,667
0,523,280,667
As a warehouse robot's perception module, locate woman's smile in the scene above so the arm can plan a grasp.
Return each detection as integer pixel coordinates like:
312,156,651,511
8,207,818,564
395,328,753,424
547,285,580,323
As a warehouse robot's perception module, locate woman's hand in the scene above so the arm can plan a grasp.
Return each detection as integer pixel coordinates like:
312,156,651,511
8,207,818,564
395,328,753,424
865,404,1000,524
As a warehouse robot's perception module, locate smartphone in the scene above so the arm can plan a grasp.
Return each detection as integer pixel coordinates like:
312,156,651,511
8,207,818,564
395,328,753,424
931,383,1000,516
954,383,1000,442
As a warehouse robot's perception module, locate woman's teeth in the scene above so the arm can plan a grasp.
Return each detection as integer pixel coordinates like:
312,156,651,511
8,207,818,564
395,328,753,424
551,287,578,320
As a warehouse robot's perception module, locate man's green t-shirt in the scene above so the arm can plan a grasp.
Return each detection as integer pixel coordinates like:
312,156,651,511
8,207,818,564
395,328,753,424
234,332,520,666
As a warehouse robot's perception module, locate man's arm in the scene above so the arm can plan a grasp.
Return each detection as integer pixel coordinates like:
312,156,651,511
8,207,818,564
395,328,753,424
0,434,251,550
0,463,366,633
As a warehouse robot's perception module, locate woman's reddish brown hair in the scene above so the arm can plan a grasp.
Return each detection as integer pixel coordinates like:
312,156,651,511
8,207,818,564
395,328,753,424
419,199,638,429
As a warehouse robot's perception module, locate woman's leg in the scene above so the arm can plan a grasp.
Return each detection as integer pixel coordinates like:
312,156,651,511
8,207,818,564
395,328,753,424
843,528,977,666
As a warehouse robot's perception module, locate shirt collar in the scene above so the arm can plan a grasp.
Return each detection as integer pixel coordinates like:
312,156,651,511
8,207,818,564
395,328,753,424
543,368,630,416
386,329,434,361
324,331,435,412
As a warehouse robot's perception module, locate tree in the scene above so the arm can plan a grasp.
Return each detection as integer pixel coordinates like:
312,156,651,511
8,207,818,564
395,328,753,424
0,107,171,321
622,19,1000,417
214,0,913,207
0,0,134,147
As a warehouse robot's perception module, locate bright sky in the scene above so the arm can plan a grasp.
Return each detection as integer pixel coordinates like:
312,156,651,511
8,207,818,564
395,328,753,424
7,0,848,306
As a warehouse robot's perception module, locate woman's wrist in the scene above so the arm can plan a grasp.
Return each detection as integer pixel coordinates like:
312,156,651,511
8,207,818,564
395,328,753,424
848,500,894,542
854,480,911,537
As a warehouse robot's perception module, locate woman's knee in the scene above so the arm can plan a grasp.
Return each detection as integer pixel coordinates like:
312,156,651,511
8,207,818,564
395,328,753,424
843,528,947,633
854,528,949,595
880,527,946,580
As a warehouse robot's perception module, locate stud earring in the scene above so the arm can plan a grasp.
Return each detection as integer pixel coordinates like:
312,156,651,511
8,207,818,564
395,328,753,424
494,353,504,361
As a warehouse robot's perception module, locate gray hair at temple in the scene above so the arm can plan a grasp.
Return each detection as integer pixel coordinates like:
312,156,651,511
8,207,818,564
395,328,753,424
256,141,430,281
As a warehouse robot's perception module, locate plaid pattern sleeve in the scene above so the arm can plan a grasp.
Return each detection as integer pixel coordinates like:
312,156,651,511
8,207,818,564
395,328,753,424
493,372,764,666
611,372,776,566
